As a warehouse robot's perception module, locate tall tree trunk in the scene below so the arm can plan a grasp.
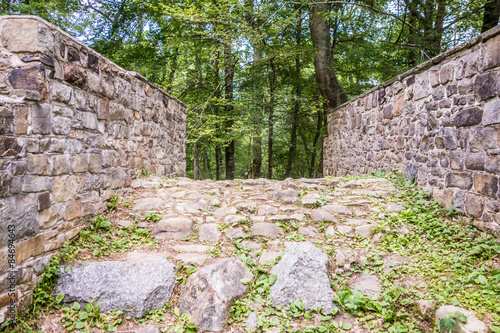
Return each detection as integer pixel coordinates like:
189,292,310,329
135,12,144,71
309,1,347,110
224,39,235,180
267,58,276,179
285,7,302,178
407,8,418,67
167,48,179,92
203,147,212,179
428,0,446,57
214,52,223,181
215,146,222,180
247,0,262,179
193,143,199,180
482,0,500,32
309,92,323,178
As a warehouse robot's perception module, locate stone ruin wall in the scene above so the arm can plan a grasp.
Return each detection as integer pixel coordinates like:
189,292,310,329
324,25,500,237
0,16,186,320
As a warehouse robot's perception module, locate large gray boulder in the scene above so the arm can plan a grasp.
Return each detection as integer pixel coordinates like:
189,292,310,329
270,242,336,313
178,258,253,332
151,217,193,239
56,259,177,318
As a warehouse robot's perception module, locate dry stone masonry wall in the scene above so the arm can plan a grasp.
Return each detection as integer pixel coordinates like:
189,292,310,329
324,26,500,237
0,15,186,319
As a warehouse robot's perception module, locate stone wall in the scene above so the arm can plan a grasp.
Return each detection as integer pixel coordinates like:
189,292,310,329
0,16,186,321
323,25,500,237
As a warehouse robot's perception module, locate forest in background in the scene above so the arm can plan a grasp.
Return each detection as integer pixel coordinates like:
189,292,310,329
1,0,497,180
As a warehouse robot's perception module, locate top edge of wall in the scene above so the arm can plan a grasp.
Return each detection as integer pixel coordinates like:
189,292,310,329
0,15,187,110
328,23,500,115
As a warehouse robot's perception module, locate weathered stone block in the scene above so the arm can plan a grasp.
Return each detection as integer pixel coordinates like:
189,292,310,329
89,154,102,173
443,128,457,149
413,74,430,100
383,104,392,119
78,112,98,130
445,172,472,190
73,89,88,110
446,84,457,97
15,234,45,265
13,104,28,135
470,127,497,152
87,53,99,72
67,47,80,62
97,98,109,120
47,155,70,176
474,72,497,101
440,63,454,84
432,87,445,101
429,70,440,87
100,72,115,99
465,193,484,218
8,65,45,93
52,81,72,103
474,174,498,198
38,192,51,211
65,200,81,220
87,70,99,93
109,103,124,120
1,18,39,52
453,107,483,127
0,111,12,135
465,153,485,171
52,116,71,135
27,154,47,175
483,34,500,70
53,175,78,202
64,63,87,89
485,155,499,173
22,175,52,192
71,154,89,173
0,195,39,247
483,99,500,125
31,103,51,135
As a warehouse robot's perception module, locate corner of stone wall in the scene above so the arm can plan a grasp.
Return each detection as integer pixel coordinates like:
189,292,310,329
0,15,186,322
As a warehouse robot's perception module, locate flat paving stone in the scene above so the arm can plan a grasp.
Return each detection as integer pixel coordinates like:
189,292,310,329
226,227,246,239
355,224,376,237
199,224,222,241
224,214,246,224
152,218,193,240
133,198,166,211
298,226,320,237
323,204,353,215
241,241,263,250
349,274,381,299
173,245,209,253
258,205,279,215
213,206,237,216
310,210,336,222
174,253,207,267
251,223,282,238
234,201,257,213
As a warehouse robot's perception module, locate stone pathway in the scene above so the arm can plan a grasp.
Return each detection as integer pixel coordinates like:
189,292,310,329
37,176,496,333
